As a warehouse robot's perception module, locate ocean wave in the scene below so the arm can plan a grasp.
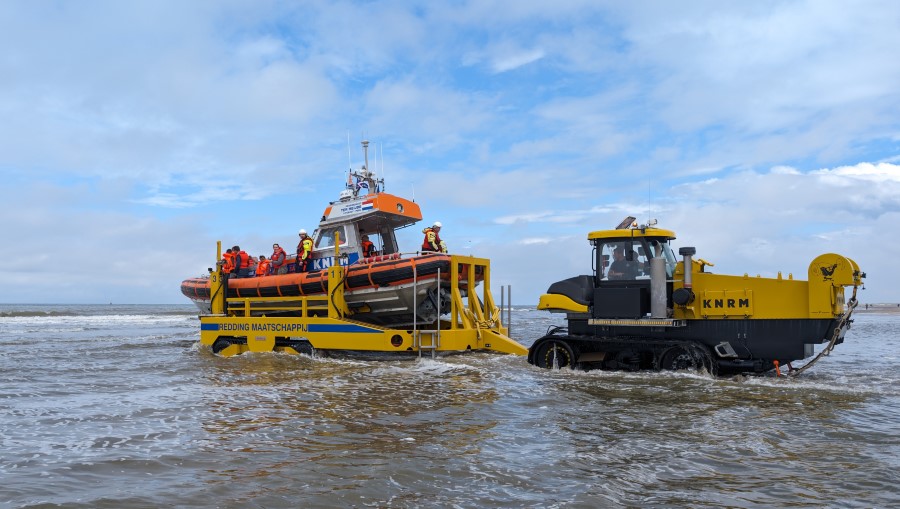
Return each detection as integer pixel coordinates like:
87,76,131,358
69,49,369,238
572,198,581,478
0,310,78,318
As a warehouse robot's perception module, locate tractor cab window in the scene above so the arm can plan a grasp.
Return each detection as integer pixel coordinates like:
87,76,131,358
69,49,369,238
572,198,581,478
597,237,675,281
599,241,642,280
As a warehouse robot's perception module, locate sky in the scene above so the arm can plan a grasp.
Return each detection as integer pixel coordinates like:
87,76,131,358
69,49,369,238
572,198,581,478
1,0,898,305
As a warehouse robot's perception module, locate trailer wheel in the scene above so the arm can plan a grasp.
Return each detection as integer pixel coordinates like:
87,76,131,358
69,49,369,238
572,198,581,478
660,346,711,373
212,338,232,355
534,340,577,370
289,340,315,356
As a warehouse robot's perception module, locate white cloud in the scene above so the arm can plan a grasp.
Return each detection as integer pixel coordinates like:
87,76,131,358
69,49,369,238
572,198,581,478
771,165,800,175
495,212,557,225
812,162,900,182
494,49,545,73
519,237,553,245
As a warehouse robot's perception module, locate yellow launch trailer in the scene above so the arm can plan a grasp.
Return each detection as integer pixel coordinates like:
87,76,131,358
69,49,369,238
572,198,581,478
198,240,527,358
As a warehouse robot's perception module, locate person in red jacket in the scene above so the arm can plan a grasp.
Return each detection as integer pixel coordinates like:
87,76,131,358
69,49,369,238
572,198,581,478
270,243,287,275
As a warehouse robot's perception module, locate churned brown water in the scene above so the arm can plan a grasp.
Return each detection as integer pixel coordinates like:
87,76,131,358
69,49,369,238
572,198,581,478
1,304,898,508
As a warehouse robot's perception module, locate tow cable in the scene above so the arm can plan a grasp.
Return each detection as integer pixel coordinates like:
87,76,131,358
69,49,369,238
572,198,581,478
787,288,859,377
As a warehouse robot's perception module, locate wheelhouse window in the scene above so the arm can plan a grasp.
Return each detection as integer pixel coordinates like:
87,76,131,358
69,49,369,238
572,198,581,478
358,230,382,257
357,226,399,256
315,226,347,249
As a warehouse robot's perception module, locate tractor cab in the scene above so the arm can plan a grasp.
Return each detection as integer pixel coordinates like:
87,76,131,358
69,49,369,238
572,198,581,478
537,219,678,319
590,226,677,283
586,222,677,319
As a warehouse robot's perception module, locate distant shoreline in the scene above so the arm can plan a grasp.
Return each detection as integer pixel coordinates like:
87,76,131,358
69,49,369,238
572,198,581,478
856,304,900,314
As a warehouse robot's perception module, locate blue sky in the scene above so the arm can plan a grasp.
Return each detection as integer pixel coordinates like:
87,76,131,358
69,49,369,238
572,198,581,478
1,0,898,305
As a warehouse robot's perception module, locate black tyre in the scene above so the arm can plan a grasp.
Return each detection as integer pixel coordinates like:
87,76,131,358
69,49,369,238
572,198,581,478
660,345,712,373
211,338,232,354
289,340,315,356
533,340,577,370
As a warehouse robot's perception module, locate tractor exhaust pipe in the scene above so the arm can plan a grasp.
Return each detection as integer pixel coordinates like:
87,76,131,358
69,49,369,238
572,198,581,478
680,247,696,289
673,247,697,306
650,256,667,318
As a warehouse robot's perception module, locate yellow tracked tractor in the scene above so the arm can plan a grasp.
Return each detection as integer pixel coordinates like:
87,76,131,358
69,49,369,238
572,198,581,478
528,218,864,376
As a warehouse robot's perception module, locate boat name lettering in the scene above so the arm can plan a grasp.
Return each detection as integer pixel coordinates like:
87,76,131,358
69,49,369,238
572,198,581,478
311,254,360,271
338,203,362,215
702,298,751,309
312,257,334,271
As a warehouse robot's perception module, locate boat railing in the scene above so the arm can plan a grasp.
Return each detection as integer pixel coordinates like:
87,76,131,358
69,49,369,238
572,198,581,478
348,251,444,266
279,251,430,270
357,252,404,264
226,296,329,318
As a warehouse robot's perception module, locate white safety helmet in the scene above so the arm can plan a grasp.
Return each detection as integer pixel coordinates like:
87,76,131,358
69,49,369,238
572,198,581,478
433,221,442,228
299,229,307,235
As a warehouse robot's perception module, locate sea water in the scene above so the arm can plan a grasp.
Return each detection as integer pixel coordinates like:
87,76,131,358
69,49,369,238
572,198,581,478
1,304,898,508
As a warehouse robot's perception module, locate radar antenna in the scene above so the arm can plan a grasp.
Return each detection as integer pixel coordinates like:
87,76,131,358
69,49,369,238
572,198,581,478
346,139,384,198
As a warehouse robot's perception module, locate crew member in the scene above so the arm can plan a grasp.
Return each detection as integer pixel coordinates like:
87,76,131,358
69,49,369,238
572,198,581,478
296,229,313,272
270,243,287,275
231,245,252,278
256,255,271,277
421,221,447,253
361,234,375,258
221,248,235,275
607,246,637,280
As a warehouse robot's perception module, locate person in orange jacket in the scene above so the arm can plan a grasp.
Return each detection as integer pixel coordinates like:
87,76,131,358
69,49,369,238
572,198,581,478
361,234,376,258
221,248,235,275
256,255,271,276
296,229,313,272
270,243,287,275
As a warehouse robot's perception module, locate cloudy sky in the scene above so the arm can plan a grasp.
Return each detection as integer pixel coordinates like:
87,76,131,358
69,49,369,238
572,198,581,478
1,0,898,305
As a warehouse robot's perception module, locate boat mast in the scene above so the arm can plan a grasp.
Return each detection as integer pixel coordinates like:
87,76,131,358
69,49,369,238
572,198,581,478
347,132,352,176
362,139,369,177
380,142,386,193
344,138,384,199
